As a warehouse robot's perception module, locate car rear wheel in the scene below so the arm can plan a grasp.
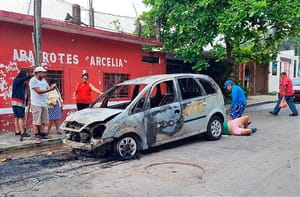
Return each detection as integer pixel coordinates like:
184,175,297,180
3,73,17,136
205,116,223,140
115,135,139,160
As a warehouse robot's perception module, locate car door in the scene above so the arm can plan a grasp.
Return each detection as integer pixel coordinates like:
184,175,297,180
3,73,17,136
177,77,208,134
144,79,184,146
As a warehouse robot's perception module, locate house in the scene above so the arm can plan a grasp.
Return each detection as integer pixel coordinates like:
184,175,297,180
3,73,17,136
0,10,165,132
268,50,299,92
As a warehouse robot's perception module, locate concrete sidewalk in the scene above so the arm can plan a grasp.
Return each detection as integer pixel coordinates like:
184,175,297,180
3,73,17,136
0,95,278,154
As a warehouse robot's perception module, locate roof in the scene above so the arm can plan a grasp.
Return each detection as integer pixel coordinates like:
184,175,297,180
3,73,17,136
119,73,211,85
0,10,162,46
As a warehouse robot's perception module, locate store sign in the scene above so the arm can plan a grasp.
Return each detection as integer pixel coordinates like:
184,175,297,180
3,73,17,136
12,49,127,67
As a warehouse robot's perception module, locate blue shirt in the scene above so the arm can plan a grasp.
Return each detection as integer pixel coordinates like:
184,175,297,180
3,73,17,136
231,84,246,107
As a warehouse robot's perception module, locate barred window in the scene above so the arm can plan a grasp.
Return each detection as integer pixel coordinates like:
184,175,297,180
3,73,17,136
46,70,64,99
104,73,129,97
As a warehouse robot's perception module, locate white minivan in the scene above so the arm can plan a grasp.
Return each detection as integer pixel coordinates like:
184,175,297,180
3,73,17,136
61,74,226,159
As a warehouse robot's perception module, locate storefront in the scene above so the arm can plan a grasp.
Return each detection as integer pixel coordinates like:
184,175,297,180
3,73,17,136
0,10,165,132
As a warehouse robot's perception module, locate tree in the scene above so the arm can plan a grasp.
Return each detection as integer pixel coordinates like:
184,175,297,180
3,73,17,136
140,0,300,76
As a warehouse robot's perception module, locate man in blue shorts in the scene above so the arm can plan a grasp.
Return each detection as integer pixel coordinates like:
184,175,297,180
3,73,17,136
224,80,247,119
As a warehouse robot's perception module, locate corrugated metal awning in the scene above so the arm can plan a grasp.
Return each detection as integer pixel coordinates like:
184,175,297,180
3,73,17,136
0,10,162,46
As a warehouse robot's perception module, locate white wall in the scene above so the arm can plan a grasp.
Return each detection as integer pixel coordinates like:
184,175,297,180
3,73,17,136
268,50,299,92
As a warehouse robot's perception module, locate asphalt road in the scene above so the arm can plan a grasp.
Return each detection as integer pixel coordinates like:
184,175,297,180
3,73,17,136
0,103,299,197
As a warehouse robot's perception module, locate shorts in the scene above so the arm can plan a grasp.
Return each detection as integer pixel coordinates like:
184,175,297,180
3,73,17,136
12,105,25,118
31,105,49,125
229,118,243,135
230,104,246,119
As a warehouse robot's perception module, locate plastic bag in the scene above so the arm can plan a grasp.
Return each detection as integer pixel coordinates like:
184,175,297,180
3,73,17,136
279,97,288,108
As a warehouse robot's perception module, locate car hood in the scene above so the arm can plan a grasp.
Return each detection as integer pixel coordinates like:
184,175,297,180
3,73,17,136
65,108,123,124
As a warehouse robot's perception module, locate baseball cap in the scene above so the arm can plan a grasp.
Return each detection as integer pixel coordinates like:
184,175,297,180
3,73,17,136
34,66,47,73
224,80,233,89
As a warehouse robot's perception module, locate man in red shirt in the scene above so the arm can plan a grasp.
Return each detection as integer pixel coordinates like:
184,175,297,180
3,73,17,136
269,72,298,116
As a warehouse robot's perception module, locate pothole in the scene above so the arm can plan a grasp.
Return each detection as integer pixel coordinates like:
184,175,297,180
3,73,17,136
145,161,205,184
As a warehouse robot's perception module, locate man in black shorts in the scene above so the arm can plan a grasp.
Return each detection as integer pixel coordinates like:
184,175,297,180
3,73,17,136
11,70,32,141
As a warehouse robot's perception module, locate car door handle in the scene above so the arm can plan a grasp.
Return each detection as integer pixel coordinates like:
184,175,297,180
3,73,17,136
174,109,180,113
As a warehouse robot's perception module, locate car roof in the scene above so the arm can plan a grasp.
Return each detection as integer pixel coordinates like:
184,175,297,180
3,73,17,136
293,78,300,86
118,73,211,85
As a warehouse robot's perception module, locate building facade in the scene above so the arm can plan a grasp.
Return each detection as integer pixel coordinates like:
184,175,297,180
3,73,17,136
0,10,166,132
268,50,299,92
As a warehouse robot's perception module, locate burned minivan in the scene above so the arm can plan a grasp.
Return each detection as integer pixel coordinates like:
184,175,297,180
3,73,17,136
61,74,225,159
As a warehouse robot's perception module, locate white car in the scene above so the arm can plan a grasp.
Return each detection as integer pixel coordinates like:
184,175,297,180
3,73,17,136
61,74,226,159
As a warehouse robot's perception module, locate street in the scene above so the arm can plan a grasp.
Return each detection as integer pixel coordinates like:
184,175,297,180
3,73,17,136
0,103,299,196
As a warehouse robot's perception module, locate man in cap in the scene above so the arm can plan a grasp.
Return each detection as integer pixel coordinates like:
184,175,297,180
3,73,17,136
29,66,56,142
224,80,247,119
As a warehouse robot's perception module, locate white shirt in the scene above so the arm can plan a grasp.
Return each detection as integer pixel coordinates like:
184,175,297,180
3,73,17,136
29,76,49,107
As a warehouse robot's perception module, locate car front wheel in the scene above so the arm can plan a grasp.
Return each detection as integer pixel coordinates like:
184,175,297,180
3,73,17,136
115,135,139,160
205,116,223,140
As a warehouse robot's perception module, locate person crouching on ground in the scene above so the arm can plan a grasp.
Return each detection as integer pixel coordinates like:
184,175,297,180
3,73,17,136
224,80,247,119
29,66,57,142
11,70,33,141
223,115,257,136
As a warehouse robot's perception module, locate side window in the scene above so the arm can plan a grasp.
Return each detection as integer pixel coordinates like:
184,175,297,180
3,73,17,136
178,78,202,100
150,80,176,108
198,79,217,95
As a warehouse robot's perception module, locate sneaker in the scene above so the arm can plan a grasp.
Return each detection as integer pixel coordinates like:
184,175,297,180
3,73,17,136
40,133,50,139
35,136,41,143
247,121,251,126
251,128,257,133
22,132,31,138
15,132,21,136
289,113,298,116
269,111,278,116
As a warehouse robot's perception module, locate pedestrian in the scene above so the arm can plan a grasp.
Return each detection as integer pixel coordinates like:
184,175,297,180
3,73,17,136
269,72,298,116
72,72,103,110
223,115,257,136
47,79,63,135
29,66,57,142
11,69,32,141
224,80,247,119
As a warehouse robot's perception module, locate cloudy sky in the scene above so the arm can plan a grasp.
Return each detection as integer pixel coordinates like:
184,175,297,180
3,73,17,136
0,0,149,17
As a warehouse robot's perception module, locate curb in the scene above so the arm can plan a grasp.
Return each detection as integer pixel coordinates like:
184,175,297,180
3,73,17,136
0,138,64,154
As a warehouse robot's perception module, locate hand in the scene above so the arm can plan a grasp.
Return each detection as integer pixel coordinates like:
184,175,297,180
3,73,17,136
50,84,57,90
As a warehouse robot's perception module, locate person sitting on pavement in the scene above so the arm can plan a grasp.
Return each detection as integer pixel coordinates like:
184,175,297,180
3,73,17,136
224,80,247,120
269,72,298,116
223,115,257,136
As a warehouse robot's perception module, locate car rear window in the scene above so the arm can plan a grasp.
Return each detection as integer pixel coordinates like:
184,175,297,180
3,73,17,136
293,79,300,86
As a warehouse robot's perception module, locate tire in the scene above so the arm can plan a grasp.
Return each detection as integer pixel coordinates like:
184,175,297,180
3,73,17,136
114,135,140,160
205,116,223,141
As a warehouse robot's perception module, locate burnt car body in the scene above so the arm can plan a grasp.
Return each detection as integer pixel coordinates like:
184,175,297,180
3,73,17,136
61,74,226,159
293,78,300,102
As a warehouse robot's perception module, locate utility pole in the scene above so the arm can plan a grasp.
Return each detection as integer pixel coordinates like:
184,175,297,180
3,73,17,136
33,0,42,67
89,0,94,27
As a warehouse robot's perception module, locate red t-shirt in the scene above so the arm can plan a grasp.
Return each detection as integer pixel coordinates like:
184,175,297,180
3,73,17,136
75,82,92,104
279,76,294,96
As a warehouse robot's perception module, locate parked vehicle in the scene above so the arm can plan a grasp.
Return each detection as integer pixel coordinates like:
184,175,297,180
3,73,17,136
293,78,300,102
61,74,226,159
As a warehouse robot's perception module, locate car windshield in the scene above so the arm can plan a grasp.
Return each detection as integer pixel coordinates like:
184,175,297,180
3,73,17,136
293,79,300,86
91,84,147,109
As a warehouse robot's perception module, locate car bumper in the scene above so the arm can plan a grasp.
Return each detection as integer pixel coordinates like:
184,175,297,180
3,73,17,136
63,137,113,151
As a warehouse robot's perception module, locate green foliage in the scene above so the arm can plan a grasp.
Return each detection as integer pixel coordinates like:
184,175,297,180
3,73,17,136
140,0,300,74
